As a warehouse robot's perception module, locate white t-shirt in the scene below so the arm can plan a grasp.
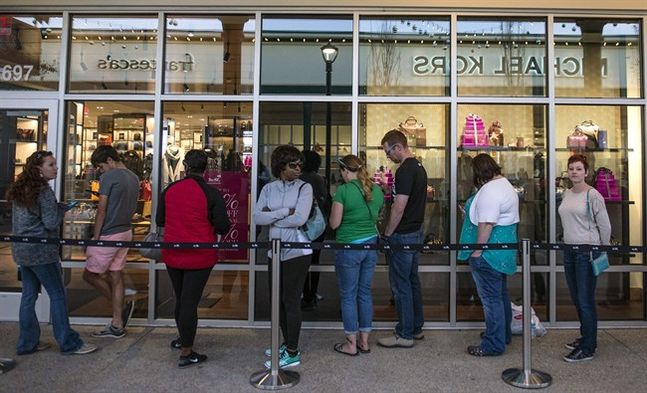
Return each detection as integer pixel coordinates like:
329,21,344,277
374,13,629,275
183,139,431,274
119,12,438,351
469,177,520,226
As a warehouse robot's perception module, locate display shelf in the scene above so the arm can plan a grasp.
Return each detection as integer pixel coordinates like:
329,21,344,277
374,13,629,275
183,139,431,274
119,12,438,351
459,146,545,152
366,145,446,150
555,147,635,153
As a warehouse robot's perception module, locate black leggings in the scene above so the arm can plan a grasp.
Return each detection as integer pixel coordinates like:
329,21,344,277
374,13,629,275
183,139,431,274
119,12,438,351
268,255,311,351
166,266,212,348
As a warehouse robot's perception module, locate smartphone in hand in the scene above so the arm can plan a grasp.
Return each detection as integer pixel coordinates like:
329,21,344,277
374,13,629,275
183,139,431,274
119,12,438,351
63,200,79,211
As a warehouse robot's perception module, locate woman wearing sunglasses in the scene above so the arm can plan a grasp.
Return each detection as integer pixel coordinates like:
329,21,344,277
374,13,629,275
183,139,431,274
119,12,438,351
253,145,313,369
7,151,97,356
329,155,384,356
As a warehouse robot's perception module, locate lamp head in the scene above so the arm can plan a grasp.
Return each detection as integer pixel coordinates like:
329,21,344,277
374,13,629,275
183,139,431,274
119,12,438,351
320,42,338,64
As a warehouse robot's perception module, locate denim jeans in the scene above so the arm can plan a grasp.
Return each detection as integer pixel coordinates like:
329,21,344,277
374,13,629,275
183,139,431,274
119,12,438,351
17,263,83,355
563,249,598,355
335,237,378,335
469,256,512,355
387,229,424,340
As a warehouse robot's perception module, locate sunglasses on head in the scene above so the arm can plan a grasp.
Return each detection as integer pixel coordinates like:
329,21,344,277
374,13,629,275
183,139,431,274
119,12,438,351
384,144,398,156
287,161,302,170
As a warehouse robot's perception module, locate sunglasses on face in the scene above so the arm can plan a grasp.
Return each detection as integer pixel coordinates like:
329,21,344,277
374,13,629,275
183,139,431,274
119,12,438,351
287,161,302,170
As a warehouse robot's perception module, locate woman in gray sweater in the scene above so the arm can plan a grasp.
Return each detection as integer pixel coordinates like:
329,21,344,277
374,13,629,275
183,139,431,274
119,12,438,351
557,154,611,363
7,151,96,356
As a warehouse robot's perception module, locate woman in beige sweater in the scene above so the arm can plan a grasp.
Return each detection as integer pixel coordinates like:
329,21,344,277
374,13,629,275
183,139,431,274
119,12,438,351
557,154,611,363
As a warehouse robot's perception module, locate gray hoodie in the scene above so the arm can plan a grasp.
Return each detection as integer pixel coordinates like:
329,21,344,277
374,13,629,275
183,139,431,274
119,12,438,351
253,179,313,261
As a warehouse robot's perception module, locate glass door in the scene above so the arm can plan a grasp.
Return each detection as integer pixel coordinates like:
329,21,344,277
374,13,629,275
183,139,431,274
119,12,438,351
0,99,58,321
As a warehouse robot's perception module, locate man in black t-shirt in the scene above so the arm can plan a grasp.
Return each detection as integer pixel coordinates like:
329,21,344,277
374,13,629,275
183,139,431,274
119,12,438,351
377,129,428,348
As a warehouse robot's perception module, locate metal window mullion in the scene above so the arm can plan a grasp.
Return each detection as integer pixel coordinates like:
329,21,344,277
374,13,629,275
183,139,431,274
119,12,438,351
449,13,458,326
547,15,558,326
62,94,156,101
55,11,71,201
643,17,647,321
352,12,359,155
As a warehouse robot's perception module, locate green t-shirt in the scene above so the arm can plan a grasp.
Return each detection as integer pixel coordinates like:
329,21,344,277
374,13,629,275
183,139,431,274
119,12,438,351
334,180,384,243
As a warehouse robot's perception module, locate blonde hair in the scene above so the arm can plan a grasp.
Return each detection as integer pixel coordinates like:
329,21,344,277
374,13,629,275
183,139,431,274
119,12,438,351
339,154,373,202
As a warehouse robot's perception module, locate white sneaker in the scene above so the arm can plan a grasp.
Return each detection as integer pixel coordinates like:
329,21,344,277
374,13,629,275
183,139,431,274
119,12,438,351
71,343,98,355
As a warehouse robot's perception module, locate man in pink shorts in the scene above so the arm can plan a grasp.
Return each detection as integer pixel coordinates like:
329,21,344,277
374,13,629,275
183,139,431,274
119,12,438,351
83,146,139,338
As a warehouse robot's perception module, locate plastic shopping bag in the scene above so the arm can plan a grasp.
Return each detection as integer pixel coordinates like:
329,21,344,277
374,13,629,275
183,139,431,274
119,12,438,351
510,302,547,338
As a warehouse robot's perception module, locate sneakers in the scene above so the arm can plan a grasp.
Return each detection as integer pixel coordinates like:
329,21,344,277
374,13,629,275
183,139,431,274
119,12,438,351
565,338,582,350
178,351,207,368
170,337,182,349
377,333,414,348
413,331,425,340
563,348,594,363
122,300,135,329
467,345,500,357
71,343,98,355
264,343,287,357
92,324,126,339
124,288,138,297
264,350,301,369
17,342,51,355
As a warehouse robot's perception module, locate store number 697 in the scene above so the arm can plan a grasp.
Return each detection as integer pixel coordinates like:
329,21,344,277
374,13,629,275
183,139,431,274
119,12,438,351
1,65,34,81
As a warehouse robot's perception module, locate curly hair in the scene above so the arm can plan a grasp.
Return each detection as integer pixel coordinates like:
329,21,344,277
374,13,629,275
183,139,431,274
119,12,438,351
338,154,374,202
6,151,53,209
271,145,303,178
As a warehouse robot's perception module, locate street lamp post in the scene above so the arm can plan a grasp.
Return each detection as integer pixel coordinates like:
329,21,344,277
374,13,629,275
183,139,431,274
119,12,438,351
320,42,338,194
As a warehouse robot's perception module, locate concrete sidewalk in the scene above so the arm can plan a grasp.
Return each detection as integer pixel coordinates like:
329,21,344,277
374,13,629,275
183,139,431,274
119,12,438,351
1,323,646,393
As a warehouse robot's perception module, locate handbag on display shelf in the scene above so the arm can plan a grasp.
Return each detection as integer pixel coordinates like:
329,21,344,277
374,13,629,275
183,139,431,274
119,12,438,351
488,120,504,146
461,114,488,148
566,128,588,149
586,189,610,276
594,167,621,201
575,120,600,148
398,115,427,147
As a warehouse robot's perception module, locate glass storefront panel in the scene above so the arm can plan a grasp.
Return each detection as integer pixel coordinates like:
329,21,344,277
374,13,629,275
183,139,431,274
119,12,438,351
456,104,547,264
255,271,449,322
457,18,546,96
156,270,248,320
61,101,154,262
0,108,48,292
555,105,643,265
164,15,255,95
457,272,549,322
68,16,158,93
359,103,449,265
162,101,252,263
0,15,62,91
260,16,352,95
554,19,642,98
359,17,450,96
556,272,645,321
66,267,148,319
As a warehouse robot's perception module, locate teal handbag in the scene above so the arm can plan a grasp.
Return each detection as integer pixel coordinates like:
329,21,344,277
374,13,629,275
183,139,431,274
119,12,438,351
297,183,326,241
586,190,610,276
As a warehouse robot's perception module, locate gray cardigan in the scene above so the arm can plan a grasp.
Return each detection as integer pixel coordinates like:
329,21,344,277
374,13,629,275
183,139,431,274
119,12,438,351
12,185,65,267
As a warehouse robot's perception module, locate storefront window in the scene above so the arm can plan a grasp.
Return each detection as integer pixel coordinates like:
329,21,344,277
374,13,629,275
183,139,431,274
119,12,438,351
162,101,252,263
456,104,548,265
61,101,155,262
260,16,352,95
457,18,546,96
359,103,449,265
68,16,158,93
554,19,642,98
359,17,450,96
0,15,62,91
555,105,643,265
164,15,255,95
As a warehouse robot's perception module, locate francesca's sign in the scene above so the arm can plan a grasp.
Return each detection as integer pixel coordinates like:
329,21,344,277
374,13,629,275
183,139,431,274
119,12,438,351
97,53,195,72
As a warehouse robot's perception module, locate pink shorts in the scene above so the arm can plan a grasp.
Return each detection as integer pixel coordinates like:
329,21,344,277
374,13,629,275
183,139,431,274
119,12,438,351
85,229,133,274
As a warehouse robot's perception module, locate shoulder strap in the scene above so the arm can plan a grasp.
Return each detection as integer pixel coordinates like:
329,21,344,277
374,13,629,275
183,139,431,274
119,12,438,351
350,181,374,221
586,188,601,238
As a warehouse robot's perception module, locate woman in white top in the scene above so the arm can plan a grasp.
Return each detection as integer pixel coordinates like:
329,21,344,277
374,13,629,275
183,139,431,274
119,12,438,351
557,154,611,363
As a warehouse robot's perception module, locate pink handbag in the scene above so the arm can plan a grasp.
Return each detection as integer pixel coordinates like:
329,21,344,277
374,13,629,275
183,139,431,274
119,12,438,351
461,114,488,147
594,167,621,201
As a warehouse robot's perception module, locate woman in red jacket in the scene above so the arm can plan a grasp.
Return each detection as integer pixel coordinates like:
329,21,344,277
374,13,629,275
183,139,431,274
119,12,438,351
156,149,230,368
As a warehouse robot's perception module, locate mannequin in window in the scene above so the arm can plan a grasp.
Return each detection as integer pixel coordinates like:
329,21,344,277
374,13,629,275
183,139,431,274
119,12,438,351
162,136,185,184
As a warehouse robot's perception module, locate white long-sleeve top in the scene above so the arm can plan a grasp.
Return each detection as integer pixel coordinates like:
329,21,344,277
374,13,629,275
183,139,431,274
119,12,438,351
253,179,314,261
558,187,612,245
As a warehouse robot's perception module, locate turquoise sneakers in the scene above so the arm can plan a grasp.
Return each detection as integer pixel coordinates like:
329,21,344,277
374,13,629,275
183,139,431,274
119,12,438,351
264,349,300,369
264,343,287,357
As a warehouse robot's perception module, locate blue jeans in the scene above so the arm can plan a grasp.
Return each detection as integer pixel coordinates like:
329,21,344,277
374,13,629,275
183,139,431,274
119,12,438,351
563,249,598,355
335,237,378,335
387,229,424,340
17,263,83,355
470,256,512,355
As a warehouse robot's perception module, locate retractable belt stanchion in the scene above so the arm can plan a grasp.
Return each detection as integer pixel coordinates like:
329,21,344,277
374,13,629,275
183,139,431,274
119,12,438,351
0,358,16,374
250,238,300,390
502,239,552,389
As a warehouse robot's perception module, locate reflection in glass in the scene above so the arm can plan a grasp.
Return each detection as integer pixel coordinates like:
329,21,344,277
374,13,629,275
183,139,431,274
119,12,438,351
165,15,255,94
68,16,158,93
260,16,352,94
156,270,248,320
0,15,62,91
162,101,252,263
557,272,644,320
61,101,154,261
359,17,450,96
457,18,546,96
555,105,643,265
359,103,449,265
456,105,548,259
554,19,642,98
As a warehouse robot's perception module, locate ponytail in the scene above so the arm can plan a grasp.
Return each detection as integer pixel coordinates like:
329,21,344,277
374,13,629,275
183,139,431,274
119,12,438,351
339,154,373,202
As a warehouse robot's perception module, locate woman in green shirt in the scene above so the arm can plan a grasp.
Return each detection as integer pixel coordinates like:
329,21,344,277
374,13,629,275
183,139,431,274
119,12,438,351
329,155,384,356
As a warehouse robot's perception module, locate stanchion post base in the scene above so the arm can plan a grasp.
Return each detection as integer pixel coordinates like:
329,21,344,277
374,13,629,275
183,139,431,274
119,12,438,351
502,368,552,389
0,358,16,374
250,369,300,390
